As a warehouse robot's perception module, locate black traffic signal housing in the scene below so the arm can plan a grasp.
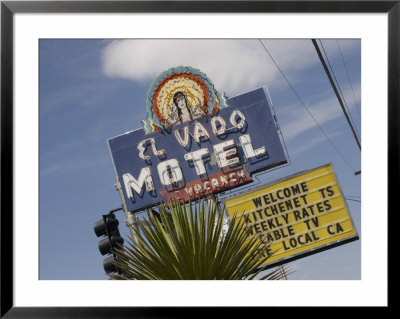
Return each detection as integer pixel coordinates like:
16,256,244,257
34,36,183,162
94,213,124,275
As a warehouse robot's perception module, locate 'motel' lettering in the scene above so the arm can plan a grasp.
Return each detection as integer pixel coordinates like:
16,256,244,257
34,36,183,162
108,88,287,212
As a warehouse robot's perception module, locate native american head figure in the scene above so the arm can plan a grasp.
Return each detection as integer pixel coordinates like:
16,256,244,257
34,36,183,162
142,66,227,133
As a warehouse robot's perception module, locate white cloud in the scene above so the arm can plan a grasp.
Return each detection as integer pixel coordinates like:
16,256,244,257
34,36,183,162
288,130,341,158
278,84,361,142
101,39,361,144
101,39,319,95
279,96,340,141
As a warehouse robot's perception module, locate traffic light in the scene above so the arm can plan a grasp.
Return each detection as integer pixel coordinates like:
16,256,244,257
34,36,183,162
94,213,124,275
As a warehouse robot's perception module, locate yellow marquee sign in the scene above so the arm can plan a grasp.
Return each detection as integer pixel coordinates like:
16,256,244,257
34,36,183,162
224,163,359,268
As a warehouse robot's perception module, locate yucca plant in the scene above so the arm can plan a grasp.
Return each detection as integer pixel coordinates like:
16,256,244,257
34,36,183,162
112,200,289,280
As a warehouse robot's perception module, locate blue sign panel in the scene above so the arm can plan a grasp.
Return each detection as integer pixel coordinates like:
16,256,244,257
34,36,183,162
108,87,287,213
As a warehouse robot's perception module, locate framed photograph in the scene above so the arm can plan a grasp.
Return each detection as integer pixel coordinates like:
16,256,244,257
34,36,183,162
1,0,395,317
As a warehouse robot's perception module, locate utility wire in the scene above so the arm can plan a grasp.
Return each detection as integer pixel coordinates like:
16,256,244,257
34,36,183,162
258,39,356,172
311,39,361,151
345,198,361,203
318,40,361,141
336,40,362,120
319,41,352,118
345,195,361,198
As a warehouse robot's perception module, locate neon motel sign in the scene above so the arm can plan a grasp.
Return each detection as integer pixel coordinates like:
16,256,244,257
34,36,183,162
108,67,288,212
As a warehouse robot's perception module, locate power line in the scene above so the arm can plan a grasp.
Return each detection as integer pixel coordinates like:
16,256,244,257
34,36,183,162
336,40,362,120
311,39,361,151
318,40,361,141
258,39,357,173
345,197,361,203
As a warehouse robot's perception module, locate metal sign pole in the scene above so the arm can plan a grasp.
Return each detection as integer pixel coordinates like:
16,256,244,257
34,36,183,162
114,176,140,246
206,193,219,216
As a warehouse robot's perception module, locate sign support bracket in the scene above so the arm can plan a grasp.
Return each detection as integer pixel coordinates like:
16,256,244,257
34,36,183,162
114,176,140,246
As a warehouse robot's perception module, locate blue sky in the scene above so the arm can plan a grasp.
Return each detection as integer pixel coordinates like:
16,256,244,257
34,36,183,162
39,39,361,280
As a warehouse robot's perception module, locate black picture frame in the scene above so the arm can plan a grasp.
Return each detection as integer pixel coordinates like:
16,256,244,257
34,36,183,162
1,1,395,317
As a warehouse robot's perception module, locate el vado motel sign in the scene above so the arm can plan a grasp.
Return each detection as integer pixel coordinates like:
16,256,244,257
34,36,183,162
108,66,288,213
